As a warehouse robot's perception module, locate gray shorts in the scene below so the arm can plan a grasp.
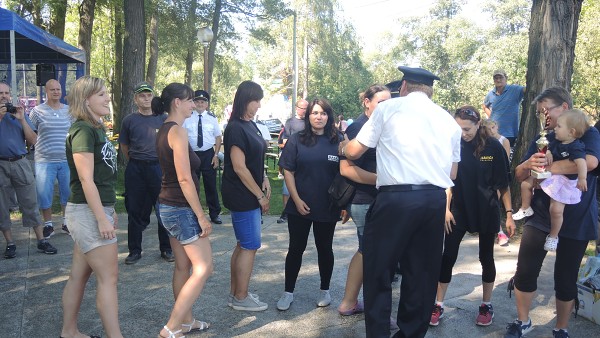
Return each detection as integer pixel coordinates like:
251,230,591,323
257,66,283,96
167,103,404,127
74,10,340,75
66,203,117,253
0,158,41,230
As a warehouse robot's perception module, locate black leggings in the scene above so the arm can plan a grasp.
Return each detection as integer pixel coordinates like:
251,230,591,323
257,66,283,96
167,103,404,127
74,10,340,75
284,214,336,292
439,227,496,284
514,226,588,301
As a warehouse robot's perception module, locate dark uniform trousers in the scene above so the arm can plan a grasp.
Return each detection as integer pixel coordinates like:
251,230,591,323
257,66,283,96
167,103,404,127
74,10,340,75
363,186,446,338
194,148,221,219
125,159,171,255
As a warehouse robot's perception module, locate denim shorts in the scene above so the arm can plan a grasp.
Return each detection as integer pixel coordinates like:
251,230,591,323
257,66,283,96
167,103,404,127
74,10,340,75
159,204,201,245
35,161,70,209
66,203,116,254
231,208,262,250
282,180,289,196
350,203,370,253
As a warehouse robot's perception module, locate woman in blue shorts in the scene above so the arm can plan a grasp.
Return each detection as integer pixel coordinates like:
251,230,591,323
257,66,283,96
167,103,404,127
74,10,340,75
221,80,270,312
155,83,213,338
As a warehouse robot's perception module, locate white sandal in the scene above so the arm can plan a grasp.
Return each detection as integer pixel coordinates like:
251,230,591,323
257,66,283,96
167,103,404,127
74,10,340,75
158,325,185,338
182,318,209,333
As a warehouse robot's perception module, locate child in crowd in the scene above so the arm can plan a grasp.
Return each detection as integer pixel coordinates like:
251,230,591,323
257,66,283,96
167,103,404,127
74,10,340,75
513,109,589,251
482,119,511,246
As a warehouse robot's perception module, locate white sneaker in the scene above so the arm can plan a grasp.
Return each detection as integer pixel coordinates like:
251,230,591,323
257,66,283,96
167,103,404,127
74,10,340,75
512,207,534,220
544,235,559,252
277,292,294,311
231,294,268,311
228,292,259,307
317,289,331,307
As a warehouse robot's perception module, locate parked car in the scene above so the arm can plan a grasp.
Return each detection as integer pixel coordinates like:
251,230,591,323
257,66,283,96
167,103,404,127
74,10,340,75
258,118,284,134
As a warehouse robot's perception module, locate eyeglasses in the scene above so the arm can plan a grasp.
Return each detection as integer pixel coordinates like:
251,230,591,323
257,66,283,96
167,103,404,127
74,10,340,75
296,105,307,110
537,105,560,115
454,108,480,121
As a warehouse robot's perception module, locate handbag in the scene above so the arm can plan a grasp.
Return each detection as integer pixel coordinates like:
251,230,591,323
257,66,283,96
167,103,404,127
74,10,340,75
328,173,356,208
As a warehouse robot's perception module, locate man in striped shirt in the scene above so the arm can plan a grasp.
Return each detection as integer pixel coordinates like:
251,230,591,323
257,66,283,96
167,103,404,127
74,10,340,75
29,79,73,238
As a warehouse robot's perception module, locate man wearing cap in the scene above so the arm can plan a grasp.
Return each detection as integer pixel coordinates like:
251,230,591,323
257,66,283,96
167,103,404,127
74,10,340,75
483,69,525,147
119,82,173,264
276,98,308,224
341,67,461,338
29,79,73,239
182,90,223,224
0,81,58,258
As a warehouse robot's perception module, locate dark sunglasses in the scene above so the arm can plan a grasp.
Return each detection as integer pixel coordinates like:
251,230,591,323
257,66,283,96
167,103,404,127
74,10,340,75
454,108,480,121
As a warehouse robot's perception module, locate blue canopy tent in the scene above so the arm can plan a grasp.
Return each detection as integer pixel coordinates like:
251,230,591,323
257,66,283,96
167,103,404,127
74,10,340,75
0,7,85,103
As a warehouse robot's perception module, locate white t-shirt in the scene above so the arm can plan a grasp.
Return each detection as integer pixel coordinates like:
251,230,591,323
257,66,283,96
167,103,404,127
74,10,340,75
356,91,461,188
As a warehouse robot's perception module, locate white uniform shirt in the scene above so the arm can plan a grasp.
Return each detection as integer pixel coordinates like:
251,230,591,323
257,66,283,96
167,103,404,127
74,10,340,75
356,91,461,189
182,110,222,152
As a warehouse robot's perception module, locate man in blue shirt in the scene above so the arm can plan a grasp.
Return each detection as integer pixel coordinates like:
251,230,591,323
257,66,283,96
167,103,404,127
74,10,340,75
483,69,525,146
0,81,57,258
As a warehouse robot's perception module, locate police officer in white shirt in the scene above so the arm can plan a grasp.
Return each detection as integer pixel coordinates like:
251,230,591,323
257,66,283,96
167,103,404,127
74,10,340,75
182,90,223,224
341,66,462,338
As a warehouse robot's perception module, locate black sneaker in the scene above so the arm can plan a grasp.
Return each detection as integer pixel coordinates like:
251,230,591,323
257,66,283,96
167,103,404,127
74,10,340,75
43,225,55,239
4,244,16,259
504,319,532,338
276,216,287,224
61,224,70,235
37,241,57,254
553,329,570,338
125,252,142,265
161,251,175,262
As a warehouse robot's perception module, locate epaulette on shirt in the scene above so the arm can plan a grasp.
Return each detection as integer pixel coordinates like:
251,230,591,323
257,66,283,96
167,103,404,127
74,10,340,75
207,111,216,118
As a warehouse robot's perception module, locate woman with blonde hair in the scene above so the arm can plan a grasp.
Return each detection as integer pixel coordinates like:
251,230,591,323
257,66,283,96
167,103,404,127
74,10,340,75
61,76,121,338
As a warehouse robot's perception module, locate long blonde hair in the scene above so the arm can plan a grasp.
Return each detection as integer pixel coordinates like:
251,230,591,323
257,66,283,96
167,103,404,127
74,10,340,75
67,76,106,129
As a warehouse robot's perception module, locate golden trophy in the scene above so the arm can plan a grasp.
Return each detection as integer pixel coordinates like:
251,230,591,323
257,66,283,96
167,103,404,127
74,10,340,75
531,112,551,179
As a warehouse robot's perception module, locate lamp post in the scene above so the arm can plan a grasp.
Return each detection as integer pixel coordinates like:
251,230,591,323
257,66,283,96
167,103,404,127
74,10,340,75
197,27,214,92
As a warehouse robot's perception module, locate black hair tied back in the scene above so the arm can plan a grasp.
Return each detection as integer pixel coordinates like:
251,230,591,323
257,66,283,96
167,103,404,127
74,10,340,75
151,96,165,115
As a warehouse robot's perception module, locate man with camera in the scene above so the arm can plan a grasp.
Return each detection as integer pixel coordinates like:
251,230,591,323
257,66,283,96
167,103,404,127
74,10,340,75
0,81,57,258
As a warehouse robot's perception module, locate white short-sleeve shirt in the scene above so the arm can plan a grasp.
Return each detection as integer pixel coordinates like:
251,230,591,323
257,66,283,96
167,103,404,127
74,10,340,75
356,92,461,188
182,110,222,152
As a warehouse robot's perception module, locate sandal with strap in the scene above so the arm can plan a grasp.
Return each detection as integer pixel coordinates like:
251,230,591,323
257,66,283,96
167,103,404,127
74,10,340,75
158,325,185,338
182,319,210,333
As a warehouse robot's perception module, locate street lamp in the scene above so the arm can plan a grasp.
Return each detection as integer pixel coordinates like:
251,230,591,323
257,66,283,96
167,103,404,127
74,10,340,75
197,27,214,92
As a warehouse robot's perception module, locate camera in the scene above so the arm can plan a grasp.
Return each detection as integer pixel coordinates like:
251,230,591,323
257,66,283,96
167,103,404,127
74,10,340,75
4,103,17,114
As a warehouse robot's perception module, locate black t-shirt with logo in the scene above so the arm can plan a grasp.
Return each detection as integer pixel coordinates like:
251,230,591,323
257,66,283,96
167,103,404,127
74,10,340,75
451,137,509,234
279,133,341,222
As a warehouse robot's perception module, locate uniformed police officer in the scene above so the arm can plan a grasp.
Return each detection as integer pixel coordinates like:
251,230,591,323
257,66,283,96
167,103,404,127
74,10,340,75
341,66,462,338
182,90,223,224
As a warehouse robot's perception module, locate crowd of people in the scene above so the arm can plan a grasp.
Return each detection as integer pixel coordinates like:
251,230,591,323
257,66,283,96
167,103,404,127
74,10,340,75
1,62,599,338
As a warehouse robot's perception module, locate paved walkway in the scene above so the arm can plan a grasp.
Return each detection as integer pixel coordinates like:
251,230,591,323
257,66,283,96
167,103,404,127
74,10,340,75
1,214,598,337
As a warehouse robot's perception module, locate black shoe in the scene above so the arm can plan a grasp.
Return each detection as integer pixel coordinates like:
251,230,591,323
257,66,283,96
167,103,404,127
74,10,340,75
37,241,57,254
4,244,16,259
161,251,175,262
125,253,142,265
276,216,287,224
211,216,223,224
61,224,70,235
43,225,55,239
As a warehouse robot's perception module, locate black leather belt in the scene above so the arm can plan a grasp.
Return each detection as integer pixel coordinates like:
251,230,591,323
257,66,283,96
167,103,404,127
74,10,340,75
129,158,159,165
0,155,25,162
379,184,443,192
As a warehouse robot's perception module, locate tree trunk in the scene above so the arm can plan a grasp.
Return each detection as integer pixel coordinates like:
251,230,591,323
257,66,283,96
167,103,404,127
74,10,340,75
112,1,124,133
119,0,146,125
146,2,159,86
78,0,96,75
184,1,198,86
206,0,222,94
48,0,67,39
511,0,583,205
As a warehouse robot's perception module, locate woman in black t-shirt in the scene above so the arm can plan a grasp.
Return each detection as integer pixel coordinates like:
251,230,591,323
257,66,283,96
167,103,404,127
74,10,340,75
221,80,270,311
276,98,342,311
429,106,515,327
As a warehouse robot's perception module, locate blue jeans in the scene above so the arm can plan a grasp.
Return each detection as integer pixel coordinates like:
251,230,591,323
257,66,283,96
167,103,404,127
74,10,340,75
35,161,70,209
350,203,370,253
231,208,262,250
159,204,202,245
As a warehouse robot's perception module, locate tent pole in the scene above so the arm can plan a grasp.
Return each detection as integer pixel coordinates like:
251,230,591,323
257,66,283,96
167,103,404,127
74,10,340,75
10,30,17,103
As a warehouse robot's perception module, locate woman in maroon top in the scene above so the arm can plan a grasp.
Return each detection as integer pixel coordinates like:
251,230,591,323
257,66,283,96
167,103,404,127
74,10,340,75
154,83,213,338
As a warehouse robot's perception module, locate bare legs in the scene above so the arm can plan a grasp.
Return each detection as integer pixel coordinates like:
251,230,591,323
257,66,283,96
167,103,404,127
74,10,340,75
61,243,122,338
230,243,257,300
338,251,363,311
159,237,213,338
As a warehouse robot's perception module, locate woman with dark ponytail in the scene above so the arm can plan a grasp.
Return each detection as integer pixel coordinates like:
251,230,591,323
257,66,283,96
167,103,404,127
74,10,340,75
155,83,213,337
429,106,515,327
